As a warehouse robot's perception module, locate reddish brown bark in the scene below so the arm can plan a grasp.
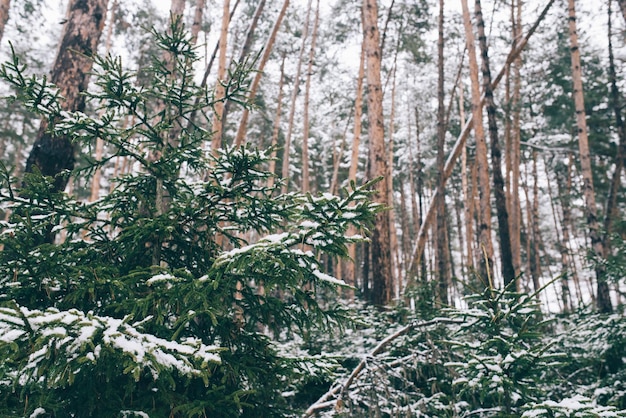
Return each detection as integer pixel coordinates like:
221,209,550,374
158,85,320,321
363,0,393,305
25,0,109,193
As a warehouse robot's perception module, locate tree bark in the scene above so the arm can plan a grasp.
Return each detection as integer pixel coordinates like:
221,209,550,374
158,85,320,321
435,0,450,304
363,0,393,306
475,0,515,286
509,0,523,285
461,0,494,283
567,0,612,312
24,0,109,193
0,0,10,46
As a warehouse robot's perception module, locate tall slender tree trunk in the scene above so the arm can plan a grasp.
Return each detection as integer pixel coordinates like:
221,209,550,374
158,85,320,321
342,33,366,300
460,0,494,283
363,0,393,305
545,158,572,312
435,0,450,304
301,0,320,193
24,0,109,194
530,150,542,294
567,0,612,312
234,0,289,146
388,48,402,298
509,0,523,285
605,0,626,256
211,0,231,154
475,0,515,287
458,81,474,275
0,0,10,46
280,0,312,193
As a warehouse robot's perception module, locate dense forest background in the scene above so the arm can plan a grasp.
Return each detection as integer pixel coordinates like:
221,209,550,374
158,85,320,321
0,0,625,416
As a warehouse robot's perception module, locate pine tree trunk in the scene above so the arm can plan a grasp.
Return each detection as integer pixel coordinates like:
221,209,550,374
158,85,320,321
460,0,494,283
0,0,10,46
567,0,612,312
211,0,231,154
604,0,626,257
197,0,240,90
459,82,474,273
388,49,401,298
301,0,320,193
363,0,393,305
24,0,108,193
234,0,289,146
509,0,523,285
475,0,515,287
530,150,542,294
435,0,450,304
342,33,365,300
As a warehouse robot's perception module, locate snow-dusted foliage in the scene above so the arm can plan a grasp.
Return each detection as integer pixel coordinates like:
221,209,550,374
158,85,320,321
0,17,380,417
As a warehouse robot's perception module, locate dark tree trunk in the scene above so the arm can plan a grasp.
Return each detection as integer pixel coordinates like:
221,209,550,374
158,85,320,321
435,0,450,304
24,0,109,193
475,0,515,287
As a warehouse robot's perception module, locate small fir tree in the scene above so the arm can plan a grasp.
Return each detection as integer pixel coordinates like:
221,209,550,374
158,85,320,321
0,18,380,418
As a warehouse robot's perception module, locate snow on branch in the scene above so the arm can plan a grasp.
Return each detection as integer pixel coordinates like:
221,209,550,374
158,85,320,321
303,317,463,417
0,305,220,386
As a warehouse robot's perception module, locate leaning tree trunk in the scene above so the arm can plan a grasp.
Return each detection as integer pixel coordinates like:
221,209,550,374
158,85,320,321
475,0,515,286
24,0,109,193
460,0,494,283
234,0,289,146
567,0,612,313
363,0,393,306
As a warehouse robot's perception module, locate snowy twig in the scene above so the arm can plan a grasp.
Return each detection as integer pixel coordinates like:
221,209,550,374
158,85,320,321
302,317,463,417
